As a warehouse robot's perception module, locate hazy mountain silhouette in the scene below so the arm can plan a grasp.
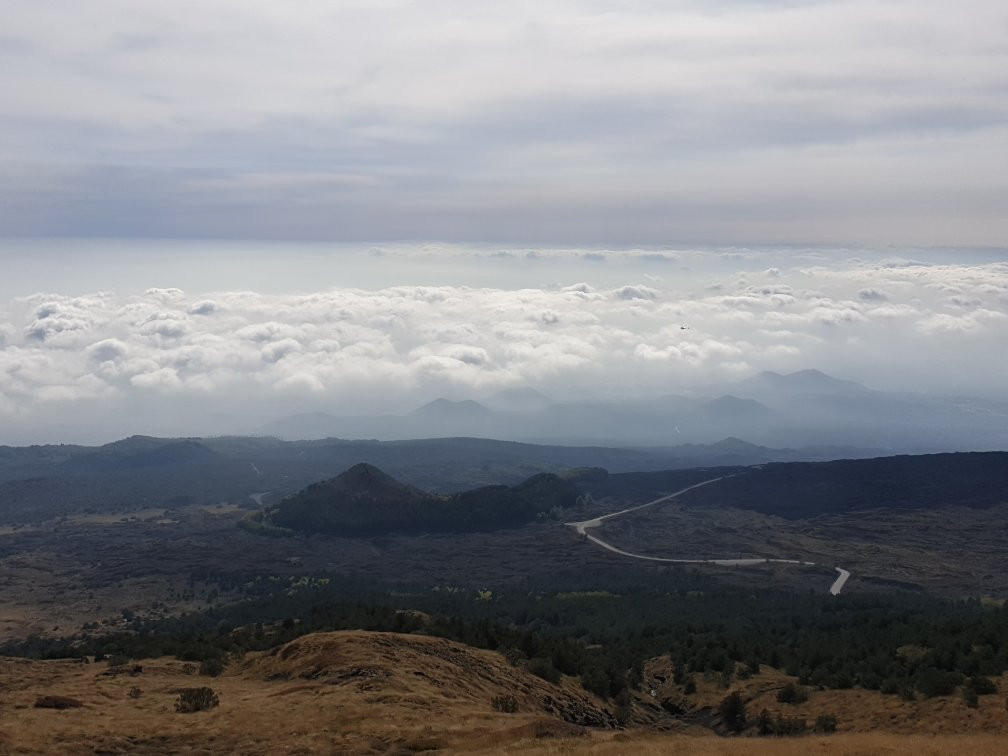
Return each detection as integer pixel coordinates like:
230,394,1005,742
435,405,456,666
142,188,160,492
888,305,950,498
484,387,553,412
410,398,493,420
701,395,772,419
739,369,871,396
254,368,1008,453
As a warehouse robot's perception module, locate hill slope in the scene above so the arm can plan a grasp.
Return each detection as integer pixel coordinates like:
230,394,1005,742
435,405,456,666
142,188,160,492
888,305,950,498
0,631,614,754
675,451,1008,519
4,631,1008,754
261,463,581,535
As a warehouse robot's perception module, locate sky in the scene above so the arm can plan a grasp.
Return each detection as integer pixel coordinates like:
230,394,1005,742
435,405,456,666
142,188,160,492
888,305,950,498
1,3,1007,444
2,0,1007,245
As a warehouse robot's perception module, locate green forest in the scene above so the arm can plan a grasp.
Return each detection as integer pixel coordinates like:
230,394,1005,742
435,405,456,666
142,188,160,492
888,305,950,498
9,567,1008,707
255,464,582,535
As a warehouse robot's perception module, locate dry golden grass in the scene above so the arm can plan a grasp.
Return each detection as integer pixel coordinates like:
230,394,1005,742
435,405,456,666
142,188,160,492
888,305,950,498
1,631,1008,754
0,631,612,754
488,732,1008,755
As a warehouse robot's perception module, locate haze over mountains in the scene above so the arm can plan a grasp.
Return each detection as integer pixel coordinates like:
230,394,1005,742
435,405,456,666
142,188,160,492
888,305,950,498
260,369,1008,454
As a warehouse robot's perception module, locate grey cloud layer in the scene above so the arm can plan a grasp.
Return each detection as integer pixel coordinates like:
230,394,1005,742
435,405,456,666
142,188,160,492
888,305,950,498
2,257,1006,441
2,1,1007,243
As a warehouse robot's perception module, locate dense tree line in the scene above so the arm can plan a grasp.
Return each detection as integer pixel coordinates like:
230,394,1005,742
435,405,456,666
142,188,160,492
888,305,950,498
6,568,1008,705
671,451,1008,519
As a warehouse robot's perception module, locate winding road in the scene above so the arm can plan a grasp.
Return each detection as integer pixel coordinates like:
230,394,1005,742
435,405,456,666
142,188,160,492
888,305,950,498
568,477,851,595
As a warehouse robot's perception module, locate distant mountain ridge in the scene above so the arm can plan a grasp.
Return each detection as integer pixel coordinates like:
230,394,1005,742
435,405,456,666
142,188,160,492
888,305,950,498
60,436,220,472
739,369,872,395
410,398,492,419
254,368,1007,452
484,387,553,412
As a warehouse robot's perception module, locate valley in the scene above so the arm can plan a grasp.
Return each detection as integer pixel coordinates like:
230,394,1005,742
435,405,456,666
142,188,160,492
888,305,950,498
1,437,1007,751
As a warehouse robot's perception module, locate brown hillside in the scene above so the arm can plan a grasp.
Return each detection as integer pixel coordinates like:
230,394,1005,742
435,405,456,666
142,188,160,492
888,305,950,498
0,630,614,754
4,631,1008,754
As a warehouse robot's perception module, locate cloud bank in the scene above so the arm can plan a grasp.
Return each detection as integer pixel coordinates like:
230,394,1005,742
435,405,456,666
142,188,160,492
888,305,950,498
2,252,1006,443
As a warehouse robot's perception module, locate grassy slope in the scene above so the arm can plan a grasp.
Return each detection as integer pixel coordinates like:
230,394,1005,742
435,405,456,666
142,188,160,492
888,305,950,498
3,631,1008,754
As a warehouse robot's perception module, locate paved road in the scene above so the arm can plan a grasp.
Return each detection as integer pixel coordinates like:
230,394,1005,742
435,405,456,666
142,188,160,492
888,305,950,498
830,567,851,596
568,477,850,595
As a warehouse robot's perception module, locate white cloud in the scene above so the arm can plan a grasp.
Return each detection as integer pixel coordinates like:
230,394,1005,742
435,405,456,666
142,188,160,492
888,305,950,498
613,285,659,301
1,253,1007,441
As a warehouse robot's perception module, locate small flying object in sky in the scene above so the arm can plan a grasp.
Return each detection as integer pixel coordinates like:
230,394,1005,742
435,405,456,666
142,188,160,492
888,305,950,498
680,325,689,330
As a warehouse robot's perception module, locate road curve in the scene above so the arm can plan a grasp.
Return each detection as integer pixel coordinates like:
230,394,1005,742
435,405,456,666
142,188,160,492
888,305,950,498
830,567,851,595
567,477,850,595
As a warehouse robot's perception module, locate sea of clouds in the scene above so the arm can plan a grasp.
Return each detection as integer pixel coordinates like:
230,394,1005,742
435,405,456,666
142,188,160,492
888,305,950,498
1,247,1005,444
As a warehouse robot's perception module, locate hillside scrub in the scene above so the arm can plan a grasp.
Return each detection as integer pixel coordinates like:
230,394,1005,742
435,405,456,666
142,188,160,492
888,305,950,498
262,464,581,535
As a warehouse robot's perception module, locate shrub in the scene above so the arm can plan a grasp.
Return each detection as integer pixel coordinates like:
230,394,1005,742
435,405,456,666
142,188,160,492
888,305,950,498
915,668,962,698
491,694,518,713
580,667,609,698
773,715,808,736
105,654,130,669
34,695,82,710
963,687,979,708
526,657,561,685
175,687,220,713
776,682,809,704
969,676,998,695
199,656,225,677
718,691,746,733
880,678,902,695
614,687,633,726
814,713,838,733
128,686,142,699
402,727,441,752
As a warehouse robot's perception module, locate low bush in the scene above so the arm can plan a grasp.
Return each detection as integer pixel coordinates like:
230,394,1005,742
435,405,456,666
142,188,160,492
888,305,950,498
814,713,838,733
968,676,998,695
491,694,518,713
199,656,225,677
526,657,561,685
175,687,219,713
719,691,746,732
915,668,962,698
776,682,809,704
34,695,82,710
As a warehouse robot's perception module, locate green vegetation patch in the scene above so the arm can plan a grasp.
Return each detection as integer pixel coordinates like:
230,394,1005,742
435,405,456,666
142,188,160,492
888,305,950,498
260,463,581,536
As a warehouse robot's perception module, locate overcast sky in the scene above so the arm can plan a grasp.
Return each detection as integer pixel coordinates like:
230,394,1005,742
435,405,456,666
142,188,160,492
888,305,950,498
2,3,1007,443
2,0,1007,245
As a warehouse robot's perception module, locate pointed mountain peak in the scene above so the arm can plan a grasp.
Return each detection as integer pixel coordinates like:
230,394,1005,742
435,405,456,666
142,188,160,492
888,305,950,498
334,462,406,491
